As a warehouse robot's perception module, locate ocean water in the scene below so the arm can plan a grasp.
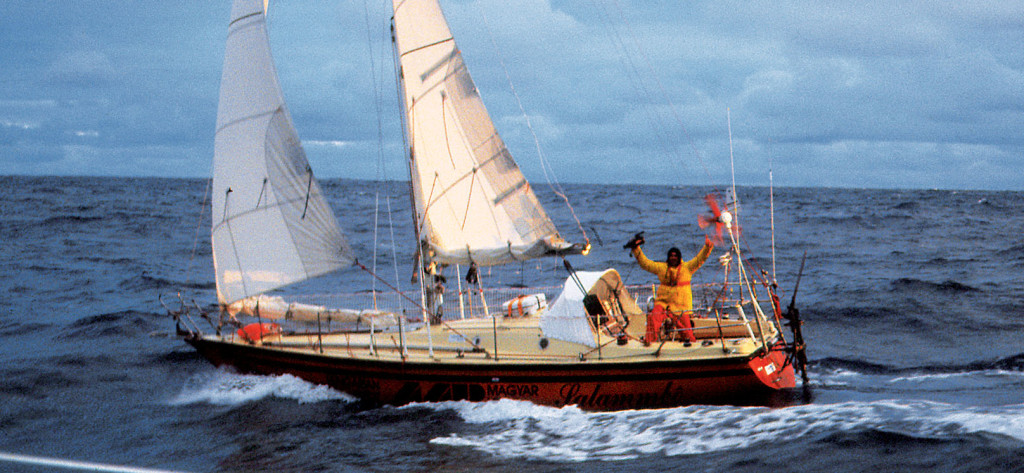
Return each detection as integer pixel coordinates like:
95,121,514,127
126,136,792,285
2,174,1024,472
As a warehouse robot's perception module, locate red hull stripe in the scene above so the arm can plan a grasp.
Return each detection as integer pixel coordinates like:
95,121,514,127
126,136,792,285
189,339,777,383
186,337,795,409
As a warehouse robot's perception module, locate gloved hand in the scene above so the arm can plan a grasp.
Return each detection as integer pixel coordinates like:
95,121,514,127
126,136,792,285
623,231,645,250
704,235,713,248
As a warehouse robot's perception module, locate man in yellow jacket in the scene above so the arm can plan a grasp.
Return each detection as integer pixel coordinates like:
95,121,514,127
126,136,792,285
625,233,714,345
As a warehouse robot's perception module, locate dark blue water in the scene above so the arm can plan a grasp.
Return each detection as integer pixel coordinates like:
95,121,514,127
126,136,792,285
3,175,1024,472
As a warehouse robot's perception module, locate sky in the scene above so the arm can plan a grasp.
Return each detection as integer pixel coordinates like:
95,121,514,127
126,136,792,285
1,0,1022,191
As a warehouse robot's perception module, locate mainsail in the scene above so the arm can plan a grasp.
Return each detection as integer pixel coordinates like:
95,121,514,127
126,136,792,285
391,0,580,266
211,0,352,305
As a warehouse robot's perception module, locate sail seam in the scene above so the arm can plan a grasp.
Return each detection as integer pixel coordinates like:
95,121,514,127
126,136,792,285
215,109,277,135
420,147,517,241
399,37,454,59
493,179,527,205
211,195,322,235
405,60,458,115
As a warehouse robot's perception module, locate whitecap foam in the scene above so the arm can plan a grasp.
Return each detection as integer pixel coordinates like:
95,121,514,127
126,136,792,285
889,369,1024,384
169,368,355,406
812,366,875,388
422,399,1024,461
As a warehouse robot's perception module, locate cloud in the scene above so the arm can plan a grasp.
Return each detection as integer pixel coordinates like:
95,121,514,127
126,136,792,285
46,50,118,86
305,140,354,149
0,143,208,178
1,119,40,131
0,0,1020,190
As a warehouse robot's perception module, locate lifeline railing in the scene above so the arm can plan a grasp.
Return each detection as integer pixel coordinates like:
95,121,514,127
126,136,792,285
245,281,772,334
165,279,780,358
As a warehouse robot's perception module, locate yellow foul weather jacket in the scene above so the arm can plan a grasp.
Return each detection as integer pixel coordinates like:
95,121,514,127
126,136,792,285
632,240,714,314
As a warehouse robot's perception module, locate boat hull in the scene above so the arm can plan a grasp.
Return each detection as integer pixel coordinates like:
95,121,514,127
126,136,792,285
186,336,795,410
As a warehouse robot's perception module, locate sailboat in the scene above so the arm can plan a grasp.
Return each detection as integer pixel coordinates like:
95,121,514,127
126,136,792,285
169,0,808,411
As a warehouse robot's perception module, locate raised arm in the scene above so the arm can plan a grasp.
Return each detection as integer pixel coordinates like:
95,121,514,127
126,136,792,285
686,236,715,272
632,246,665,275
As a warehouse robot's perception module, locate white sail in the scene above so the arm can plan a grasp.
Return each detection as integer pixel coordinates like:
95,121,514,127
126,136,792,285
391,0,579,266
212,0,353,305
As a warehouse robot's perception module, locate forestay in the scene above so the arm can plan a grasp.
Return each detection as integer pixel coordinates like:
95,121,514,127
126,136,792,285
211,0,353,305
391,0,579,266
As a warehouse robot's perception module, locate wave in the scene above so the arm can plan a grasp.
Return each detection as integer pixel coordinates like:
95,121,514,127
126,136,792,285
169,369,356,406
816,353,1024,376
0,321,52,337
997,244,1024,263
799,214,880,229
419,399,1024,462
810,306,895,321
59,310,159,340
889,278,979,293
38,215,105,226
811,354,1024,397
0,367,81,399
120,273,215,292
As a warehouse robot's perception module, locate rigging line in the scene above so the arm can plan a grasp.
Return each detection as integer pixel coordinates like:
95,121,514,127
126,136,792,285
596,0,731,277
185,174,213,294
372,189,381,300
354,261,487,353
361,0,387,296
301,167,313,219
768,138,777,282
375,2,404,296
371,0,403,296
608,0,715,184
461,169,477,231
384,183,403,301
591,0,682,178
391,10,426,290
606,6,687,183
255,177,267,208
728,108,739,225
223,209,250,301
413,247,432,356
476,6,589,245
440,93,458,169
417,173,440,240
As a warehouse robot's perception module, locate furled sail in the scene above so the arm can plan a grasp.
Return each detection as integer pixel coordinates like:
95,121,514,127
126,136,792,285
391,0,581,266
211,0,352,305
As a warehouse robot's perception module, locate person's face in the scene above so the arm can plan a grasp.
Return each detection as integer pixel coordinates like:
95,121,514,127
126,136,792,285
667,251,681,267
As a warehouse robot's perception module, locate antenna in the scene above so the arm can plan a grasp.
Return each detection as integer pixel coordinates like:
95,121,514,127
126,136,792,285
769,139,777,282
727,108,739,231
